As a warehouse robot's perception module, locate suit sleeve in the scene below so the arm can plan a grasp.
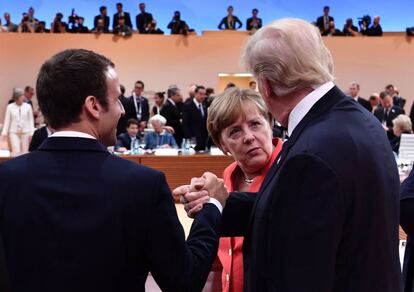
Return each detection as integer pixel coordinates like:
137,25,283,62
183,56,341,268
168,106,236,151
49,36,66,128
221,192,256,237
1,105,11,136
146,172,221,292
269,153,345,291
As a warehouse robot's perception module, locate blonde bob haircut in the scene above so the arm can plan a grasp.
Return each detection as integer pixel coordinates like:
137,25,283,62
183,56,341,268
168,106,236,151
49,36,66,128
242,18,334,96
207,87,271,152
392,114,412,133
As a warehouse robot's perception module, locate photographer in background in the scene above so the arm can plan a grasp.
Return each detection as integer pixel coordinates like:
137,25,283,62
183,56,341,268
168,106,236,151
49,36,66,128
18,13,34,33
361,15,383,36
145,19,164,34
35,21,49,33
167,11,194,35
69,16,89,33
342,18,358,36
51,13,68,33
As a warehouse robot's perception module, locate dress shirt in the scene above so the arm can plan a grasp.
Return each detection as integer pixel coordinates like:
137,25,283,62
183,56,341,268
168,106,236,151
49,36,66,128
50,131,97,140
193,98,205,117
287,81,335,136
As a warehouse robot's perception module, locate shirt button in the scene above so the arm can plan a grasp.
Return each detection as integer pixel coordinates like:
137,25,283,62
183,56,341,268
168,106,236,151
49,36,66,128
226,274,230,282
228,249,232,256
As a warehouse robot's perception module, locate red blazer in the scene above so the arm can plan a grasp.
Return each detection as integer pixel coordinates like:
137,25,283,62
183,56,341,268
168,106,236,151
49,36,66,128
217,139,282,292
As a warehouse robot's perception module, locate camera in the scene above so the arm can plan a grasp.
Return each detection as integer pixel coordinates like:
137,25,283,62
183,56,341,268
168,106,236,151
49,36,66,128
358,15,371,28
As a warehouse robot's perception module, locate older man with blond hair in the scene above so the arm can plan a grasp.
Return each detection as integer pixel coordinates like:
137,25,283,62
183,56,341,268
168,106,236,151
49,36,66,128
176,18,400,291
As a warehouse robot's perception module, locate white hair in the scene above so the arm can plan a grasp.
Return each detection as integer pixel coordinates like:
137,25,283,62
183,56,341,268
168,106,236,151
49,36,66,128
393,114,412,133
242,18,334,96
149,114,167,126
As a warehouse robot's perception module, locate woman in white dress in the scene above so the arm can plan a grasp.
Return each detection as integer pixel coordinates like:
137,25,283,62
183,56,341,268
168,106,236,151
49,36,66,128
1,88,35,156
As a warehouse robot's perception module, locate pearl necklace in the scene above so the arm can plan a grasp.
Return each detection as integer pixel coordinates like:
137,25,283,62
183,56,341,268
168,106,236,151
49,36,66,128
244,177,254,184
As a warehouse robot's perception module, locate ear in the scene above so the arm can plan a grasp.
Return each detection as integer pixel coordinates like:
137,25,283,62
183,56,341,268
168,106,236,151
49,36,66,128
259,77,272,99
83,95,101,120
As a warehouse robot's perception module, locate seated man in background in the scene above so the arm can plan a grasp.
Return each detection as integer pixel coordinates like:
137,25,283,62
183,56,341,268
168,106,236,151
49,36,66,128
361,15,383,36
113,16,132,37
0,48,224,292
115,118,140,152
144,114,177,149
342,18,358,36
28,124,53,151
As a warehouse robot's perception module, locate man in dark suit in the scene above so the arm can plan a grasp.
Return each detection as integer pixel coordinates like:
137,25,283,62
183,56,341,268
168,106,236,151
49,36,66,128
349,82,372,111
124,80,149,130
177,19,400,291
246,8,262,31
93,6,110,32
112,2,132,30
316,6,334,35
136,2,153,33
160,85,184,145
374,91,405,140
400,169,414,292
116,84,129,135
28,125,52,151
182,85,208,151
115,118,140,151
0,49,226,292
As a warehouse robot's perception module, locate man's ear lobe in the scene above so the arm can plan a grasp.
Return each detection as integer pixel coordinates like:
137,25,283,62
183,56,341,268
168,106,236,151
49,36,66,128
84,96,101,119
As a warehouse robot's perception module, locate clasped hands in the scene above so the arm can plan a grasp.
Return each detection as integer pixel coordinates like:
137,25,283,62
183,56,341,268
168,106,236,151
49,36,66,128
173,172,229,218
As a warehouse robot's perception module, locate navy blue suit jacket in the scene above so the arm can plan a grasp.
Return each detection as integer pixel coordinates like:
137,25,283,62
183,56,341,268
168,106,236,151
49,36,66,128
222,86,401,291
0,137,221,292
401,169,414,292
182,101,208,151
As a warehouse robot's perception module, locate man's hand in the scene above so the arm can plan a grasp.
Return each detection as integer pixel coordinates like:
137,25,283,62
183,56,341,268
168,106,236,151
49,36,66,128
201,172,229,208
173,178,210,218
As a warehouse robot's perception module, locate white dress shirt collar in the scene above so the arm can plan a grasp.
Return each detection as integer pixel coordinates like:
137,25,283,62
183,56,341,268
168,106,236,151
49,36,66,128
287,81,335,136
168,98,176,106
193,98,202,108
50,131,97,140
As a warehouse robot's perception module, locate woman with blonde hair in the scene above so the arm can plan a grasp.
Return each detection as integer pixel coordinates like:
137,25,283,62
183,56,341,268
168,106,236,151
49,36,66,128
207,87,282,292
391,114,413,154
1,88,35,156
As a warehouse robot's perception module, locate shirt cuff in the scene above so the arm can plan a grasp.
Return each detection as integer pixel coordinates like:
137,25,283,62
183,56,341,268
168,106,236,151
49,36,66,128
208,197,223,214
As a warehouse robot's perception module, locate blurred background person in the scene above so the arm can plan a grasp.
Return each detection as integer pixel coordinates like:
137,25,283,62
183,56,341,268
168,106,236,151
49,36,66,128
343,18,359,36
390,114,412,154
69,16,89,33
182,85,208,151
115,118,141,152
316,5,334,35
246,8,262,31
94,6,110,33
1,88,35,156
136,2,153,33
206,87,283,292
167,11,193,35
218,6,242,30
18,13,34,33
151,92,165,116
349,82,371,111
29,123,53,151
51,12,68,33
145,19,164,34
144,114,177,149
361,15,383,36
35,21,49,33
369,93,380,113
113,16,132,36
160,85,184,145
249,80,257,91
3,13,18,32
113,2,132,30
374,91,405,140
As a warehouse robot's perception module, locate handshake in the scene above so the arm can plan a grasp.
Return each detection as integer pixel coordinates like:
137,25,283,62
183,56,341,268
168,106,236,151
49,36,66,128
173,172,229,217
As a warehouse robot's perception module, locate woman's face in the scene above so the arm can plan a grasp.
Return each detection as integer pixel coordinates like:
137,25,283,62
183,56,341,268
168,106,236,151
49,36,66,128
15,94,24,105
220,101,273,176
394,125,402,137
154,94,163,106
